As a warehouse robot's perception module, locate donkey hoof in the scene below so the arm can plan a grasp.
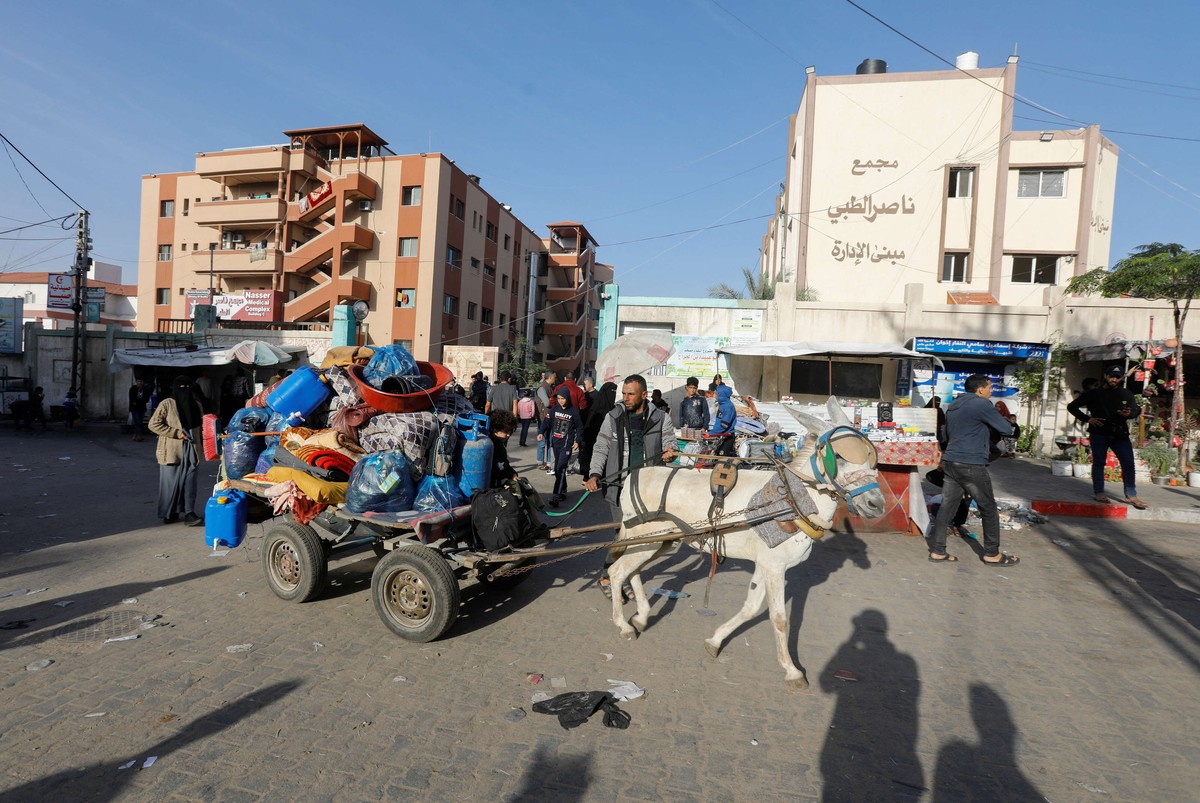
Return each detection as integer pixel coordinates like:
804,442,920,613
786,675,810,691
631,615,647,631
704,640,721,659
619,628,638,641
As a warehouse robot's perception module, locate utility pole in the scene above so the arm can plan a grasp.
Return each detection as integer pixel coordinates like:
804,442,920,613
68,210,90,415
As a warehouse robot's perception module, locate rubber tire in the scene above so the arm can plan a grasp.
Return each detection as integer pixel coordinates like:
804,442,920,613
482,557,535,592
371,544,460,642
262,521,327,602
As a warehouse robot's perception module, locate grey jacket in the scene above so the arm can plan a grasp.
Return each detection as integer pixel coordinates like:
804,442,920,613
942,393,1013,465
588,404,675,505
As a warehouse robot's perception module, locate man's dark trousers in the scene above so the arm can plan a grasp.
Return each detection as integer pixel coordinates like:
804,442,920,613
929,461,1000,557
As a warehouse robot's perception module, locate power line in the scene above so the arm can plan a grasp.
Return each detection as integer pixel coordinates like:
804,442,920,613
0,215,76,236
0,131,87,211
1022,59,1200,93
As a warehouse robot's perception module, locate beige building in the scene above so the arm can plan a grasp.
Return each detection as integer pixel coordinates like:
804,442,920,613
762,55,1117,307
138,123,555,364
532,222,612,378
0,262,137,331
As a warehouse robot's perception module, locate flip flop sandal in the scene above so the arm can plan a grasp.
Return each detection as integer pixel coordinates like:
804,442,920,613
928,553,958,563
1093,495,1109,503
1125,498,1148,510
982,553,1020,567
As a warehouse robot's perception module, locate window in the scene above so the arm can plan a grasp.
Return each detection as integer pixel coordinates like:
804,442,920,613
396,288,415,308
481,307,493,325
394,339,413,352
467,301,477,321
501,275,508,290
499,313,506,327
486,222,497,241
1011,255,1059,285
470,257,481,271
157,244,173,261
1017,169,1066,198
155,288,170,305
453,197,465,219
948,167,974,198
503,234,511,250
942,252,968,283
790,359,883,397
443,295,458,315
446,245,462,269
181,243,188,251
398,237,418,257
483,263,495,278
160,200,174,218
401,186,422,206
182,199,190,217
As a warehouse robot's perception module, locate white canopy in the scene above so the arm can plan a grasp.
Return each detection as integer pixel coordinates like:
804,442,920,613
719,340,943,366
109,339,309,372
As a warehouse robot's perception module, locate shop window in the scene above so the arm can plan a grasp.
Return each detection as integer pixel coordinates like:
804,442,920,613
790,359,882,398
1017,169,1066,198
401,186,421,206
1011,255,1058,285
948,167,974,198
399,237,418,257
942,252,968,283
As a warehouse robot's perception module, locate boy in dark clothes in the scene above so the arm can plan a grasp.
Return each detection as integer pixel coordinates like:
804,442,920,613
488,409,519,487
548,388,582,506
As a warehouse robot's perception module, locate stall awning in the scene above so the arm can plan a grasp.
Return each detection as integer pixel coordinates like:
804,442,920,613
1077,341,1199,363
109,339,309,372
719,340,943,367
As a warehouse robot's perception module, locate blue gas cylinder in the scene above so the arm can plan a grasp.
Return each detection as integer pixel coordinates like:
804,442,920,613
205,490,249,549
265,366,330,422
452,413,493,499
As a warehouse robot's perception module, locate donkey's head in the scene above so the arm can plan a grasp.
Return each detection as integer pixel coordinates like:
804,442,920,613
789,397,887,519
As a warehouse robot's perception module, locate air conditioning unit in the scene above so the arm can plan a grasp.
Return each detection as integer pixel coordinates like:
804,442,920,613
358,200,373,212
229,233,245,243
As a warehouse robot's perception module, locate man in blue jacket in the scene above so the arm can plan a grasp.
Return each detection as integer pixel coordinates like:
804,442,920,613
709,384,736,456
928,374,1018,566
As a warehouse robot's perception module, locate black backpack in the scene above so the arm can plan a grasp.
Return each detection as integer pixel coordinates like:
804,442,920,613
471,480,546,551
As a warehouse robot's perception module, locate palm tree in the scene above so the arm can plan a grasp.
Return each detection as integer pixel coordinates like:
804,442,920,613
708,267,776,300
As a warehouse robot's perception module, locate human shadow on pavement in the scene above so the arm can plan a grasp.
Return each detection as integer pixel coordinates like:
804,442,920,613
1095,539,1200,631
0,568,226,652
818,609,924,801
0,679,301,802
930,683,1043,802
506,742,593,802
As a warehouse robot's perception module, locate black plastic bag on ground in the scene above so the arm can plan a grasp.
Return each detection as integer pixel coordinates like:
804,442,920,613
532,691,630,730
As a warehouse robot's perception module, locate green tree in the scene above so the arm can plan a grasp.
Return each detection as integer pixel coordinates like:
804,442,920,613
1066,243,1200,474
1011,341,1074,455
708,267,776,300
497,335,547,388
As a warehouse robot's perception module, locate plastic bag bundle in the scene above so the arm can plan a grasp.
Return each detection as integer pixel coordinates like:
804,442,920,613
223,432,266,480
228,406,270,433
345,451,417,514
362,344,419,390
265,411,289,447
358,411,439,475
255,444,278,475
413,474,467,513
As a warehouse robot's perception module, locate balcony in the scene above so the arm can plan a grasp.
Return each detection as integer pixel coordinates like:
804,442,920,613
195,148,288,183
289,148,320,176
546,284,582,303
184,248,283,275
192,197,285,227
544,319,582,337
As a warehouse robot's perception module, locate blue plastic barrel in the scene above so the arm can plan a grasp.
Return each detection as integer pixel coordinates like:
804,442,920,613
266,366,330,422
452,413,492,499
205,490,249,549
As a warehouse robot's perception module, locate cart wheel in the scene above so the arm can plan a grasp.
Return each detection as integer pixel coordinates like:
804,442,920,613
483,557,536,592
371,545,460,642
262,521,327,602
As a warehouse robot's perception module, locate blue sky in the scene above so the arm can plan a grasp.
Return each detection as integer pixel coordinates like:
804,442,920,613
2,1,1198,299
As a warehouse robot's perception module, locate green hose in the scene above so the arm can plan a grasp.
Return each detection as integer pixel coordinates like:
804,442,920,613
542,490,592,518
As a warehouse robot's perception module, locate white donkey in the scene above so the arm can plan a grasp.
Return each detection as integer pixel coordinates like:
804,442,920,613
606,397,887,689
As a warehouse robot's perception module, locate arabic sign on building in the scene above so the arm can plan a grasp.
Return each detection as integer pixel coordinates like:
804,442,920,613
911,338,1049,360
0,298,23,353
47,274,73,309
664,336,729,378
730,309,763,345
187,290,281,321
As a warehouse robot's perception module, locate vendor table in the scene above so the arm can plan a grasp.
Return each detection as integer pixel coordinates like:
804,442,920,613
841,439,940,536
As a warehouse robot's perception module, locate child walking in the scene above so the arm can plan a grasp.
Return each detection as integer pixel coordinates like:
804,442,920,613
547,388,581,507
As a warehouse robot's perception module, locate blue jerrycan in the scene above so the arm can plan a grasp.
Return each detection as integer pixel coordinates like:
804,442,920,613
452,413,493,499
265,366,330,423
205,490,249,549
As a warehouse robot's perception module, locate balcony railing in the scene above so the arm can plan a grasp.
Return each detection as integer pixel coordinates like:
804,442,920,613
193,197,285,226
195,147,288,179
185,248,283,274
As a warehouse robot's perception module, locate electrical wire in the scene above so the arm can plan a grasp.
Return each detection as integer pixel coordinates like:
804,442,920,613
0,131,86,211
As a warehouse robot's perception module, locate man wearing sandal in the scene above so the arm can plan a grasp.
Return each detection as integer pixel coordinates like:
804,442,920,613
1066,365,1147,510
927,374,1019,566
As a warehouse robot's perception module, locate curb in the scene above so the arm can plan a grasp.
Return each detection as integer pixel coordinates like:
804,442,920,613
1031,499,1200,525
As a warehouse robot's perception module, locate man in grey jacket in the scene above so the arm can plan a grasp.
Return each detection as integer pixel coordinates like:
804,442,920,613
928,374,1017,566
584,374,676,597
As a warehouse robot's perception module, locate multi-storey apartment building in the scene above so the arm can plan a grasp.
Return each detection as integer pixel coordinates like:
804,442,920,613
529,221,612,378
761,55,1117,306
138,123,556,363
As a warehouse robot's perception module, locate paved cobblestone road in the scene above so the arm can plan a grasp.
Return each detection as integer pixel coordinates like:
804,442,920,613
1,427,1197,801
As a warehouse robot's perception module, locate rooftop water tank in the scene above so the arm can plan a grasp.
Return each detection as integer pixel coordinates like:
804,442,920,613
955,51,980,70
856,59,888,75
